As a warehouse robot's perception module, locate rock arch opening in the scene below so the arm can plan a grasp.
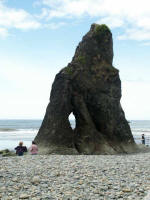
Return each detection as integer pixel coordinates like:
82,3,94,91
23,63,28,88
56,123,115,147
69,112,76,130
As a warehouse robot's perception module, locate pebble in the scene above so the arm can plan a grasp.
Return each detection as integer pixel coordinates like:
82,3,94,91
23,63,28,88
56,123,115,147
1,153,150,199
19,194,30,199
31,176,40,184
122,188,132,192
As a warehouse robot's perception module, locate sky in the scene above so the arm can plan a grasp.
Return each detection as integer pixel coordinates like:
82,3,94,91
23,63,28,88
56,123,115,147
0,0,150,120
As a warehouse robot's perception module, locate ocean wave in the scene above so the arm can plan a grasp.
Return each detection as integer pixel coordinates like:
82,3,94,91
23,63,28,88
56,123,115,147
17,129,39,134
0,128,17,132
0,128,38,133
0,130,37,140
131,129,150,133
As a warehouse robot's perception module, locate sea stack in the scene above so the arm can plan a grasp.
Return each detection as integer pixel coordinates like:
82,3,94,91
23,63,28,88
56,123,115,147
35,24,137,154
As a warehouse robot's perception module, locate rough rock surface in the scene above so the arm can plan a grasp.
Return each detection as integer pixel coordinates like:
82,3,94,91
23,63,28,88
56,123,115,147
35,23,137,154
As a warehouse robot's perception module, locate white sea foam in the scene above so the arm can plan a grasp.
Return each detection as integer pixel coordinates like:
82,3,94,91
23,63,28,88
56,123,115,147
0,129,38,150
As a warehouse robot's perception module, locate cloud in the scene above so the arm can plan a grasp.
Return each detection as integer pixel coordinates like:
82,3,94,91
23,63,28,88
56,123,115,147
0,63,52,119
97,17,124,29
121,81,150,120
44,22,66,29
1,0,150,41
142,42,150,46
0,1,41,37
118,28,150,41
39,0,150,41
0,1,68,37
0,27,9,38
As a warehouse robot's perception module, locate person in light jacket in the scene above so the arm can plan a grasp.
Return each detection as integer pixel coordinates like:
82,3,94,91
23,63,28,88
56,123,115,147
29,141,38,155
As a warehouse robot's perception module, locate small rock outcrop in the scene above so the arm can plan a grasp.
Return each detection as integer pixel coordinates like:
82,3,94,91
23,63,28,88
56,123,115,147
35,24,137,154
0,149,16,157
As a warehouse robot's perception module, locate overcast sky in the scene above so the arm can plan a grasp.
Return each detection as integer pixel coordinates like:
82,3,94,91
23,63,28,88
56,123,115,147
0,0,150,120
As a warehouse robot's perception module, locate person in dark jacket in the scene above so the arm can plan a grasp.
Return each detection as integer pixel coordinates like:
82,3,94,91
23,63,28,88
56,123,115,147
142,134,145,145
15,141,27,156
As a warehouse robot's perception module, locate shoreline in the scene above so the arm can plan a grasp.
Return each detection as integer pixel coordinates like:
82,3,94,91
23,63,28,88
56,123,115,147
1,144,150,157
1,152,150,199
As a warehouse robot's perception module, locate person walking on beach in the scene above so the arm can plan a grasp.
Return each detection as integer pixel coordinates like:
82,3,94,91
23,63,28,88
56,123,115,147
15,142,27,156
29,141,38,155
142,134,145,145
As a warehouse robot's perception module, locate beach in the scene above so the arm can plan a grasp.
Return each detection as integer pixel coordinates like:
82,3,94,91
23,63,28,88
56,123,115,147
1,1,150,198
1,120,150,199
1,152,150,200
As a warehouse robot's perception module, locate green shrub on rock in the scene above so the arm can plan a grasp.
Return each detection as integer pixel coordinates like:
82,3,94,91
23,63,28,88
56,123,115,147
94,24,110,36
76,55,86,65
63,66,73,75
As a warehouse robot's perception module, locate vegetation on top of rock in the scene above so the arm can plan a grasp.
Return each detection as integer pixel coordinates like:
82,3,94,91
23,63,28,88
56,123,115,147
94,24,110,35
94,24,111,42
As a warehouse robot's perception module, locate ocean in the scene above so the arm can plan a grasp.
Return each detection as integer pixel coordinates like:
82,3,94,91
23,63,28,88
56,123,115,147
0,120,150,151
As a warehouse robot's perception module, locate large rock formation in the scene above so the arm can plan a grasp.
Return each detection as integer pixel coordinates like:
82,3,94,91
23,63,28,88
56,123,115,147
35,24,137,154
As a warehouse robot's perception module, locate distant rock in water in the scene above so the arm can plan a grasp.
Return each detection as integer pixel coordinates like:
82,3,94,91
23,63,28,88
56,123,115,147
35,24,137,154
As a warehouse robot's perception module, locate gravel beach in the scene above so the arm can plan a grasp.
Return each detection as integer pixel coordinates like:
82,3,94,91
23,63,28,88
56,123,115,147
1,152,150,200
